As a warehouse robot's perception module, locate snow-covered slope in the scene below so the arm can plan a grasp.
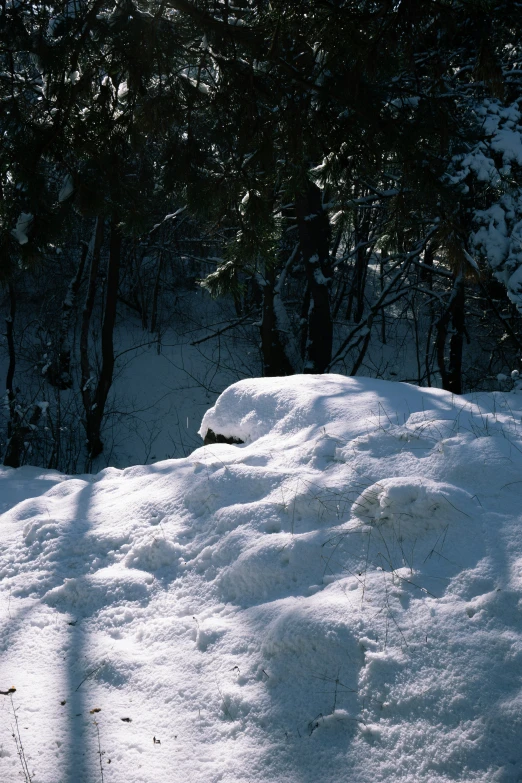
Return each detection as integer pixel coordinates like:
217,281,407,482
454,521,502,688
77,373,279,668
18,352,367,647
1,375,522,783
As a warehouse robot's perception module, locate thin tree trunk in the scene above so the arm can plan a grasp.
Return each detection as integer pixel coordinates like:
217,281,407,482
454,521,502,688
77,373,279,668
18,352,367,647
380,257,386,344
5,282,15,401
299,283,311,361
436,274,465,394
4,283,19,467
80,217,104,458
295,181,332,373
346,210,371,324
4,403,43,469
447,277,465,394
420,242,435,286
49,241,89,389
4,284,46,467
86,215,121,460
422,243,436,387
260,266,293,376
353,217,370,325
150,250,164,335
425,322,433,387
412,297,422,385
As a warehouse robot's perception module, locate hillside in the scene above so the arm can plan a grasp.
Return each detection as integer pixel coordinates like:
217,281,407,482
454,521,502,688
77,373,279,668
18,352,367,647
1,375,522,783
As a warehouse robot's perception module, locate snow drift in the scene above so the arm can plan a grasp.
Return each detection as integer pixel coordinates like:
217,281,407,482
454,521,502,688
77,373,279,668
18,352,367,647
1,375,522,783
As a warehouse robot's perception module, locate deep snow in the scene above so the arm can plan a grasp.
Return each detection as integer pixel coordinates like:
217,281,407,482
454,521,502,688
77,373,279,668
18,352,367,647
1,374,522,783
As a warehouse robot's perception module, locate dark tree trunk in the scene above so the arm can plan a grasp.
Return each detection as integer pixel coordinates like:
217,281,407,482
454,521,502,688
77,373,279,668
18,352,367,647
260,265,293,377
80,217,104,459
295,181,332,373
4,404,43,469
447,278,465,394
4,283,19,467
353,214,371,324
299,283,311,361
48,241,89,389
5,282,15,401
4,284,44,467
436,275,465,394
150,250,163,335
345,209,371,324
420,242,435,287
85,216,121,460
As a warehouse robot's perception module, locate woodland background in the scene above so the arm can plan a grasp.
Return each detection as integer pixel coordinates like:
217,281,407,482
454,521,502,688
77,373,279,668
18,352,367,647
2,0,522,472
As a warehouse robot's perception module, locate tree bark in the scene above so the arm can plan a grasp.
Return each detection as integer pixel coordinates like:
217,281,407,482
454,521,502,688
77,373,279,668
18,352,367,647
80,217,104,458
4,283,19,467
436,274,465,394
447,277,465,394
49,241,89,389
295,181,332,373
5,282,15,401
150,250,163,335
85,215,121,460
3,284,45,467
260,266,293,377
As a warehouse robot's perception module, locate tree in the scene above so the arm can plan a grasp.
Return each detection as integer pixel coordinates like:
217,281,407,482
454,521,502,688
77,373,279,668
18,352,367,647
2,0,522,473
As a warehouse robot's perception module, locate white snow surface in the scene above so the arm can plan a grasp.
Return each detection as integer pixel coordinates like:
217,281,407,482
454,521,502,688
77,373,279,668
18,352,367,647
1,374,522,783
11,212,33,245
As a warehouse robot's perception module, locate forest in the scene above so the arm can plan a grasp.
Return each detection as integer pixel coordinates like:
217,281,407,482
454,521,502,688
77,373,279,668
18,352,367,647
2,0,522,472
3,5,522,782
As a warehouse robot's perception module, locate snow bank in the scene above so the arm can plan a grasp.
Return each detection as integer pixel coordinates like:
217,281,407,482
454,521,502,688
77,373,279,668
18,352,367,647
1,375,522,783
198,373,457,444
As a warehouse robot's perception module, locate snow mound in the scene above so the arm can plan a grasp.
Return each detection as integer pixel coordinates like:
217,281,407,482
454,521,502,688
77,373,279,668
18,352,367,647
198,373,424,444
351,477,471,537
43,566,153,613
124,532,181,572
1,375,522,783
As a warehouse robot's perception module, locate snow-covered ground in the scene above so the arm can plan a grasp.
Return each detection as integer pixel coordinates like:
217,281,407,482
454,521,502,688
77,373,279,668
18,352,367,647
1,374,522,783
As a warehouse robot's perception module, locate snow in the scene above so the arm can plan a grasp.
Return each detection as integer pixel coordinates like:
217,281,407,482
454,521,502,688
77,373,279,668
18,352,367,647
58,175,74,203
447,99,522,311
2,374,522,782
491,128,522,167
11,212,33,245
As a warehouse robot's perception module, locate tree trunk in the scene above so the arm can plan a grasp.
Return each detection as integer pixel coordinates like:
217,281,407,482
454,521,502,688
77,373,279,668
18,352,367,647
345,209,371,324
4,283,19,467
5,282,15,403
260,265,293,376
150,250,164,335
85,215,121,460
80,217,104,459
436,274,465,394
447,277,465,394
3,284,46,467
295,181,332,373
49,241,89,389
353,213,371,324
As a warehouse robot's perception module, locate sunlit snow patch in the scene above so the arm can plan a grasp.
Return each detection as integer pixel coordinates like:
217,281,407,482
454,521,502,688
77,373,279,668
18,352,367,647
1,375,522,783
351,477,472,537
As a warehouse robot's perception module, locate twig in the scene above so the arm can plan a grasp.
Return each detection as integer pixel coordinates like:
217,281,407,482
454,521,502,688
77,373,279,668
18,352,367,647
75,662,106,691
10,694,32,783
215,680,235,721
190,313,253,345
94,719,105,783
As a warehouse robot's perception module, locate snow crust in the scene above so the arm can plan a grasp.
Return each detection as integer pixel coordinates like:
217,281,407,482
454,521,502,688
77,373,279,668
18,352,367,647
1,374,522,782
